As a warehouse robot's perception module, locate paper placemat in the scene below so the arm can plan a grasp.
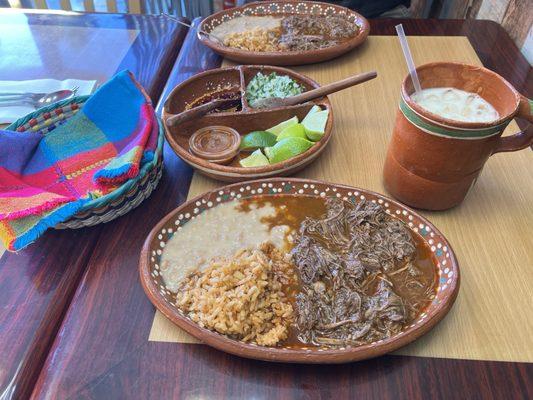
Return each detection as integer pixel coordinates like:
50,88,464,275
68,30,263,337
149,36,533,363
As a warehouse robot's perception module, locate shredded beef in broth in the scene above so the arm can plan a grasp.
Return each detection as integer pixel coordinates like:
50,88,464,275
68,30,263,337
291,198,436,347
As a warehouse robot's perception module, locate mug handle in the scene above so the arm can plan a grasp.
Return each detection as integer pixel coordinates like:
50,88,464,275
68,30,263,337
493,95,533,154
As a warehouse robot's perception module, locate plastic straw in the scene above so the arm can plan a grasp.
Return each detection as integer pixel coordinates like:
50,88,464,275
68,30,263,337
395,24,422,93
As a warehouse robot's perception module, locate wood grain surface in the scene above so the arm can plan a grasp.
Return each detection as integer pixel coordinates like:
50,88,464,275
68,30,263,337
150,35,533,363
0,10,189,400
23,19,533,400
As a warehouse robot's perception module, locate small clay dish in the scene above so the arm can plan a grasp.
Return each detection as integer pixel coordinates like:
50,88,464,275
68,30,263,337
163,65,333,182
199,1,370,66
140,178,460,364
189,126,241,165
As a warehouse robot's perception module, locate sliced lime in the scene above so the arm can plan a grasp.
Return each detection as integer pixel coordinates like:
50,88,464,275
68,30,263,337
303,109,329,141
264,137,314,164
240,131,277,151
266,116,299,136
306,105,322,116
276,123,306,142
239,149,270,167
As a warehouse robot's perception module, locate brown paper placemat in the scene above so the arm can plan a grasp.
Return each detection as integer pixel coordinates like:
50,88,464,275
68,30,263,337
149,36,533,363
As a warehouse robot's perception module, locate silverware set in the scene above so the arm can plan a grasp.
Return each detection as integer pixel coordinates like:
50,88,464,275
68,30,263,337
0,86,79,108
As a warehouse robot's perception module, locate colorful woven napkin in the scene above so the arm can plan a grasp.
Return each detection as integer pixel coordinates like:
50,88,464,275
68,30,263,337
0,71,158,251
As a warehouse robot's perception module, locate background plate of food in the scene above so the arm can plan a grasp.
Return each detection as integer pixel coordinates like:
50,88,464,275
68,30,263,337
140,178,460,363
199,1,370,66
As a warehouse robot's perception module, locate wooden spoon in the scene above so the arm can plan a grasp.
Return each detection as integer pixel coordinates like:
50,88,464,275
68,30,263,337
165,98,239,127
164,71,377,128
252,71,377,109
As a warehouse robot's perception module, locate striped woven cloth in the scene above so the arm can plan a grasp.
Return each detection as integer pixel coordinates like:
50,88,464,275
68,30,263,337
0,71,158,251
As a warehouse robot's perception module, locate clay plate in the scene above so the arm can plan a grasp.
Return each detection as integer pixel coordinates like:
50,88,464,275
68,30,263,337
140,178,460,364
163,65,333,182
199,1,370,66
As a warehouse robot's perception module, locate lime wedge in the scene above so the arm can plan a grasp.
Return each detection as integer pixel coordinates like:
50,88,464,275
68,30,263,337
306,105,322,116
276,123,306,141
302,109,329,141
239,149,270,167
264,137,314,164
240,131,277,151
266,116,299,136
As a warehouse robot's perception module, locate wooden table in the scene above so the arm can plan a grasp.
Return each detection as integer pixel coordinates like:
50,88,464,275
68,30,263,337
0,9,188,400
1,17,532,400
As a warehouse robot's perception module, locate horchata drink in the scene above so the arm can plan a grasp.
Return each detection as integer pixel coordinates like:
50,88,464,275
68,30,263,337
411,87,499,123
383,62,533,211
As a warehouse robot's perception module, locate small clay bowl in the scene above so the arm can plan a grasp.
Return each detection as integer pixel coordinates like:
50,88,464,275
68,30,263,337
163,65,333,182
140,178,460,364
189,126,241,165
199,1,370,66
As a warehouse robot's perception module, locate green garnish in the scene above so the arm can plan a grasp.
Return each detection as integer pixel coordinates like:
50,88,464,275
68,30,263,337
246,72,304,108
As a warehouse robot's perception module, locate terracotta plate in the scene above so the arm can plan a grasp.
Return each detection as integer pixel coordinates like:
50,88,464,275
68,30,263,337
199,1,370,66
163,65,333,182
140,178,460,364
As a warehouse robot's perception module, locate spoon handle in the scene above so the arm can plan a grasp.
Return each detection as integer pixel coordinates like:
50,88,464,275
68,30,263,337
0,94,34,100
165,98,233,127
284,71,377,106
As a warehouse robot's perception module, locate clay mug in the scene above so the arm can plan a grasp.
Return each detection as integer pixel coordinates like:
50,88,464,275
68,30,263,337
383,62,533,210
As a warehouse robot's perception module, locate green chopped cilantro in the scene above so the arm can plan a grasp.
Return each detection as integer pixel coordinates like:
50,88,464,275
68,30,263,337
246,72,304,108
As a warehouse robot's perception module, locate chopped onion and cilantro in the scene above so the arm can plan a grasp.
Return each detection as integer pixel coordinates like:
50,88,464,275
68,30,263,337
246,72,304,108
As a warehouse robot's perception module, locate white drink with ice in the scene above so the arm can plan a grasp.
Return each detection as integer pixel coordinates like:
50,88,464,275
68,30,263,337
411,87,499,123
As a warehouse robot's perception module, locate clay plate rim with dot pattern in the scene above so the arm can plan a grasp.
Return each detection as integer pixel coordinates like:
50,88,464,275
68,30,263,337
139,178,460,363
